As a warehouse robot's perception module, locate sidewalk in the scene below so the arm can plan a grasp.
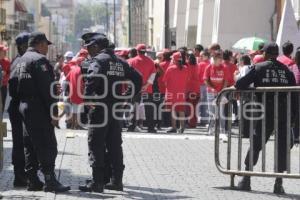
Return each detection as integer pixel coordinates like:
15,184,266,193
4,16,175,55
1,120,300,199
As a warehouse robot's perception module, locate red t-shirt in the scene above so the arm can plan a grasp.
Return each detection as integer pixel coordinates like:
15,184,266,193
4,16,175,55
198,60,210,85
128,54,156,94
66,65,84,104
277,55,295,68
163,64,189,104
186,63,200,94
203,64,228,94
223,61,237,87
157,61,170,94
0,58,10,86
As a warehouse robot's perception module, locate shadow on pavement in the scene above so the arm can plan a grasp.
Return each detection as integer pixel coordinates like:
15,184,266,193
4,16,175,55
1,195,43,200
214,186,300,199
121,185,192,200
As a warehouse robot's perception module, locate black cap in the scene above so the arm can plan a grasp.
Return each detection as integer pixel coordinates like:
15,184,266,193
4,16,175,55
15,32,30,46
81,32,100,41
82,33,109,48
28,32,52,46
262,42,279,56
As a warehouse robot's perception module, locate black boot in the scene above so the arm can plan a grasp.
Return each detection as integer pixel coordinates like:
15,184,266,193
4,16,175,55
105,171,124,191
43,173,70,193
237,176,251,191
27,172,44,191
274,178,285,195
13,170,28,188
79,168,104,193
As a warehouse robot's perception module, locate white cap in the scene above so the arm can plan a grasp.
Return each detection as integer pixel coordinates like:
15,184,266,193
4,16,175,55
64,51,74,58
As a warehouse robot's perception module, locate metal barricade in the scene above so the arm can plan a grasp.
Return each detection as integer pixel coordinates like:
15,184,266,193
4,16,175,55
215,87,300,188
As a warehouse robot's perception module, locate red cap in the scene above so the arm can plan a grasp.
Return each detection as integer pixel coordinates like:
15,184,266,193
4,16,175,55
172,52,182,62
136,44,146,51
0,45,8,52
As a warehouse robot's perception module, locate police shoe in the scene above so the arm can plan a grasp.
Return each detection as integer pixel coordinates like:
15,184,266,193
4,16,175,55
105,178,124,191
43,173,71,193
177,128,185,134
236,176,251,191
27,175,44,191
273,178,285,195
79,180,104,193
13,172,28,188
166,127,177,133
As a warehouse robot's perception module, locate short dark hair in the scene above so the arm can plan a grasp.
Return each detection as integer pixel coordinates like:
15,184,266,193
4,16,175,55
201,48,210,58
282,41,294,56
163,51,172,62
188,53,197,65
239,55,251,65
223,50,233,61
194,44,204,52
209,43,221,51
258,43,265,51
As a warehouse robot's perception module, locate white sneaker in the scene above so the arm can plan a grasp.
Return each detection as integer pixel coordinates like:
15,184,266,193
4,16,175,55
220,134,228,143
134,127,143,132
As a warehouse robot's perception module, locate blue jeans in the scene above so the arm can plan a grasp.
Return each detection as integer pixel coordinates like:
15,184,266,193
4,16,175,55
199,85,209,124
207,92,225,134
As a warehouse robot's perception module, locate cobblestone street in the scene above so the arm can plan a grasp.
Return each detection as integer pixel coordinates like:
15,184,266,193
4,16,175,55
1,119,300,200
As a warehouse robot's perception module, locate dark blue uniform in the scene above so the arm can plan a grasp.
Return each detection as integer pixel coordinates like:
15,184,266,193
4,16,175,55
16,47,58,174
85,48,142,184
236,59,297,172
8,54,39,177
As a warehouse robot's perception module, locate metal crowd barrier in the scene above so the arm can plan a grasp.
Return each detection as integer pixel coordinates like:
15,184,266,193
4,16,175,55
214,86,300,188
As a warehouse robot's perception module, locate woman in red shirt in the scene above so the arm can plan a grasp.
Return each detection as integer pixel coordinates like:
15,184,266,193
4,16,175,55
186,53,200,128
163,52,190,134
203,50,228,135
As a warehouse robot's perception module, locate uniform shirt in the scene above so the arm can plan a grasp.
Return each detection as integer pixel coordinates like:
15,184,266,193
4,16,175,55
277,55,295,68
0,58,10,87
163,64,189,104
157,60,170,94
66,65,84,105
186,63,200,94
223,60,237,87
203,64,228,94
198,60,210,85
85,48,142,103
235,59,297,123
128,54,156,94
16,47,58,116
8,55,21,111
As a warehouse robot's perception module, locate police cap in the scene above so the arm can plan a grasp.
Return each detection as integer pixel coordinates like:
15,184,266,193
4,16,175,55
15,32,30,46
29,32,52,46
262,42,279,56
83,33,109,48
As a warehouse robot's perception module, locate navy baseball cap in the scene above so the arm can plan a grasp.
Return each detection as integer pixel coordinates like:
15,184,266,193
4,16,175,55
262,42,279,56
28,32,52,46
83,33,109,48
15,32,30,46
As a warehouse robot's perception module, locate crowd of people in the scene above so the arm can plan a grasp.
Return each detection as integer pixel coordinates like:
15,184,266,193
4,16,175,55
0,29,299,196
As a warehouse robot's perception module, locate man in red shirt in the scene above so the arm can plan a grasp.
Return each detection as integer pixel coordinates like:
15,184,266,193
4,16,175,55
203,50,228,135
0,45,10,111
65,60,84,129
127,44,157,133
277,41,295,69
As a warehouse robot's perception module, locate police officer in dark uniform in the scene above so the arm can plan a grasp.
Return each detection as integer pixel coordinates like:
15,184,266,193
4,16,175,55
8,33,30,188
16,32,70,193
79,33,142,193
235,43,297,194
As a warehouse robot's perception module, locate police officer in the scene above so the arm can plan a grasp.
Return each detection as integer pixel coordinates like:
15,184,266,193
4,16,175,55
8,33,30,188
235,42,297,194
16,32,70,192
79,33,142,193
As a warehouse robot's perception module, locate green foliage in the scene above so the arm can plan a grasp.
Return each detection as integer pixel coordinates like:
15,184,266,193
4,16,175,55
75,2,108,35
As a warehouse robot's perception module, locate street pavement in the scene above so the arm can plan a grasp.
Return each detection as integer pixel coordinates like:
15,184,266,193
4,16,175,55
1,118,300,200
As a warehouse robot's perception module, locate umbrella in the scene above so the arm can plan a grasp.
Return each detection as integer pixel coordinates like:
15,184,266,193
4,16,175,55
232,37,267,51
